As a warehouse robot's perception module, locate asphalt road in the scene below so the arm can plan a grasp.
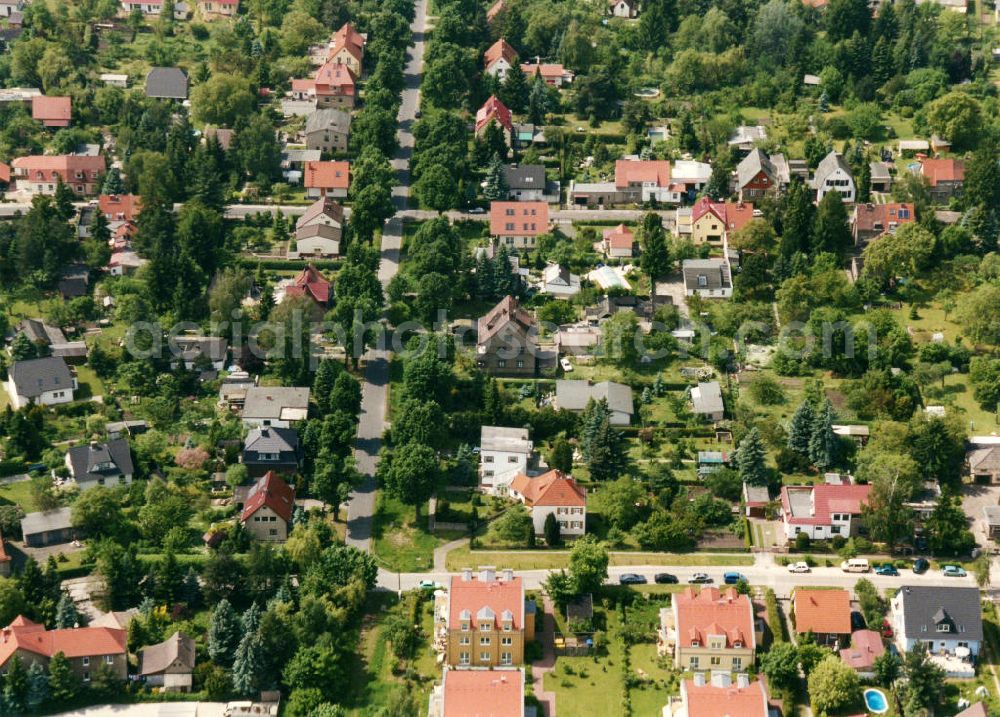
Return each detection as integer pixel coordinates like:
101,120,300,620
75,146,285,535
345,0,428,552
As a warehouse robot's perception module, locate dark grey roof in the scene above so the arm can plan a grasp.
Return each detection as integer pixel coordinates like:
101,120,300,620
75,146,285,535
66,439,134,482
58,265,89,298
170,336,229,363
21,507,72,536
896,586,983,642
503,164,545,190
682,259,732,291
244,426,299,453
8,356,73,398
556,380,634,415
305,108,352,134
736,149,775,188
145,67,188,99
812,151,853,189
18,318,65,346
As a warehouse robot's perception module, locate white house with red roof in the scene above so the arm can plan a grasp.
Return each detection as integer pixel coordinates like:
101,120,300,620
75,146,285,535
303,160,349,199
239,471,295,542
484,39,518,79
780,483,871,540
31,96,71,128
520,61,574,87
615,159,680,203
429,667,524,717
475,95,513,145
119,0,188,18
11,154,105,195
672,673,769,717
197,0,238,17
690,197,754,246
509,469,587,536
489,201,549,249
600,224,634,258
0,615,128,681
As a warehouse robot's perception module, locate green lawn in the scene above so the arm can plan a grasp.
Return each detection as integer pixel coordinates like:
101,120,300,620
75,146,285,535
373,493,464,572
74,365,105,401
0,478,40,512
445,545,754,571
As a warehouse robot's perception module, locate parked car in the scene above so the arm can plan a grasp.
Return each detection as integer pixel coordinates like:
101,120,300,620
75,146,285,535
619,573,647,585
787,562,810,573
850,611,867,631
654,573,678,584
560,357,573,372
874,564,899,576
418,580,443,590
880,619,894,639
912,558,929,574
468,207,486,214
942,565,967,577
723,571,747,585
689,573,712,584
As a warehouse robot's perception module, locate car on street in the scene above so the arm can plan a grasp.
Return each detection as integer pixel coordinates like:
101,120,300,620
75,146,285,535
619,573,647,585
850,611,867,631
942,565,967,577
654,573,678,584
689,573,712,584
787,562,810,573
875,564,899,576
912,558,929,574
468,207,486,214
723,571,748,585
418,580,442,590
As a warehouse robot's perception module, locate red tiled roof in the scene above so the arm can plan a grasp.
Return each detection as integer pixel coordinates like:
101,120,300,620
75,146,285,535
292,78,315,93
794,588,851,635
489,201,548,237
674,587,754,649
486,0,505,22
329,22,365,64
510,469,586,508
602,223,633,250
11,155,105,182
0,162,9,184
442,668,523,717
448,571,524,630
314,61,356,95
781,484,870,526
521,63,573,81
0,616,126,667
476,95,513,134
285,264,332,305
614,160,671,189
477,295,535,345
303,161,350,190
921,158,964,186
683,678,769,717
485,39,518,69
724,201,754,233
99,194,142,222
31,96,71,125
840,629,885,670
692,196,726,224
240,471,295,524
853,202,915,234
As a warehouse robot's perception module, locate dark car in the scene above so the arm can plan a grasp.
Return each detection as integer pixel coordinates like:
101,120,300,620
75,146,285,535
619,573,647,585
913,558,929,574
723,571,748,585
850,611,867,631
654,573,679,584
875,563,899,576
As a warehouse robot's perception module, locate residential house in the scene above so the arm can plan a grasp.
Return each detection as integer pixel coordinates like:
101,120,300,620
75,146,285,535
779,483,871,540
312,60,357,110
303,160,349,199
294,197,343,257
520,61,574,86
608,0,639,17
107,250,147,276
503,164,551,202
429,668,524,717
304,108,351,153
105,420,148,441
31,96,71,128
139,632,195,692
0,0,24,18
0,616,127,682
743,483,770,518
840,629,885,678
239,471,296,542
812,151,855,203
484,38,518,79
851,202,915,245
99,74,129,88
241,386,310,428
689,381,724,421
120,0,188,18
197,0,238,16
728,125,767,153
0,534,9,578
284,264,332,306
584,294,668,324
476,295,537,376
169,335,229,371
674,673,769,717
509,469,587,537
982,505,1000,541
555,380,634,425
969,443,1000,483
326,22,365,75
11,155,105,196
540,264,580,297
475,95,514,145
920,158,965,202
444,567,534,667
600,224,634,258
145,67,188,100
689,197,754,246
6,356,76,409
930,134,952,153
955,705,989,717
203,126,234,151
241,426,301,477
682,259,733,298
16,318,87,361
281,149,322,183
65,439,134,490
870,161,893,192
20,508,75,547
891,586,982,674
832,424,870,446
489,201,549,250
58,265,90,299
615,159,678,204
794,588,851,646
99,193,141,224
735,149,777,201
479,425,534,496
665,587,756,672
0,162,9,189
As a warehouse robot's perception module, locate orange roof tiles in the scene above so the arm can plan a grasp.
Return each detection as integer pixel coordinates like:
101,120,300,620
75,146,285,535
485,39,518,69
99,194,142,222
0,162,9,184
724,201,755,233
510,469,586,508
11,154,105,181
853,202,915,234
486,0,505,22
285,264,332,305
442,668,523,717
794,588,852,636
31,96,71,126
0,616,126,667
476,95,513,134
240,471,295,523
921,158,965,186
489,201,549,237
521,63,573,81
314,61,356,95
477,295,535,345
303,160,350,190
449,571,524,630
674,587,755,649
329,22,365,64
603,223,633,250
840,629,885,671
683,678,769,717
614,159,671,189
781,484,870,526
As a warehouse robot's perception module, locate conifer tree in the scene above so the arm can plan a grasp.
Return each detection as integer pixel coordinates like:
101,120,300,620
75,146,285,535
788,400,815,455
55,592,79,629
483,154,508,201
208,599,241,666
736,427,769,486
809,400,837,469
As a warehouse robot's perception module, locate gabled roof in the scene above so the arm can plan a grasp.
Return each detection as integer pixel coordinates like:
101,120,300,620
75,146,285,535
486,0,505,22
20,508,72,537
794,588,851,635
781,484,871,525
99,194,141,222
303,160,350,190
812,151,852,189
682,259,732,291
521,63,573,81
614,159,671,189
675,587,754,650
895,586,983,642
0,616,126,666
555,380,634,415
503,164,545,190
240,471,295,523
296,196,344,229
243,426,299,454
852,202,915,234
441,668,524,717
305,107,351,134
145,67,188,99
602,224,633,250
449,572,524,630
314,60,356,94
477,295,535,345
689,381,724,415
475,95,513,134
66,439,134,482
692,195,727,224
31,95,71,124
328,22,365,64
840,629,884,670
969,445,1000,472
921,158,965,186
8,356,73,398
485,39,518,68
0,162,9,184
285,264,331,304
510,469,586,508
139,632,196,675
682,678,769,717
11,154,104,178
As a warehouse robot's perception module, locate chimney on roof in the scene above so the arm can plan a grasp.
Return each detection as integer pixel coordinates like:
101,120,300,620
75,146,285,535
736,673,750,688
462,568,472,582
693,672,706,687
89,441,99,450
502,568,514,582
479,566,496,582
711,672,731,688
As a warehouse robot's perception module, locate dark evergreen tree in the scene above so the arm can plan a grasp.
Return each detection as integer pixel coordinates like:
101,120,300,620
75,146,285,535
788,400,815,455
543,512,560,546
808,400,837,469
736,427,769,486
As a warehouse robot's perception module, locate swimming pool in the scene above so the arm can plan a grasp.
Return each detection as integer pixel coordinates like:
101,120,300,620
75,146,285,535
864,688,888,714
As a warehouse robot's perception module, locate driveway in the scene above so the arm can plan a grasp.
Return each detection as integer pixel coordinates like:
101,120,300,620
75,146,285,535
654,276,688,318
962,483,1000,548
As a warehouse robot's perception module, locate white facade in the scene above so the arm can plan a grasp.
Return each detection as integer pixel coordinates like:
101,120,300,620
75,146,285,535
0,0,24,17
816,168,856,203
524,504,586,536
295,235,340,256
486,58,513,80
891,594,981,658
780,511,858,540
6,376,75,409
609,0,637,16
479,427,533,495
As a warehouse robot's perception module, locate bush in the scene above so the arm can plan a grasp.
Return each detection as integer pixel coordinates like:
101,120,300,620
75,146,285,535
794,532,811,551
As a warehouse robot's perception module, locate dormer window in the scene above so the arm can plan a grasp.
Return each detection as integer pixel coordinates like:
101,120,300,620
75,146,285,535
937,623,951,633
479,621,492,631
461,621,470,631
691,640,700,647
733,641,743,648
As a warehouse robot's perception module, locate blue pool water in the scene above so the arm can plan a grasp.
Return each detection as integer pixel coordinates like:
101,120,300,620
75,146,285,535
864,688,889,714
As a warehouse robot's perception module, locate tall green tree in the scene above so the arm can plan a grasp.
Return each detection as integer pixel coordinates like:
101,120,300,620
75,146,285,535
639,213,670,295
812,191,852,256
787,400,815,454
208,599,241,666
737,427,769,486
808,400,837,469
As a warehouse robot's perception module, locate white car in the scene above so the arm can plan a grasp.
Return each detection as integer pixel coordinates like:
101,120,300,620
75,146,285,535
787,561,810,573
560,357,573,372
